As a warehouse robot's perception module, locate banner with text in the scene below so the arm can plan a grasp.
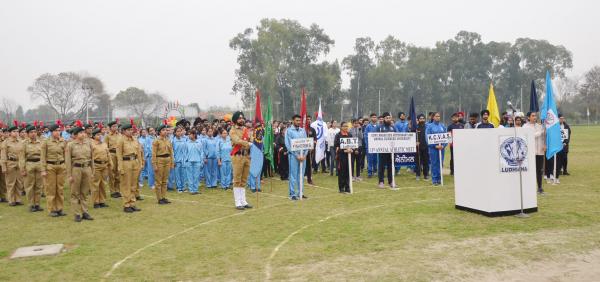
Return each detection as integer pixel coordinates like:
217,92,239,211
368,132,416,154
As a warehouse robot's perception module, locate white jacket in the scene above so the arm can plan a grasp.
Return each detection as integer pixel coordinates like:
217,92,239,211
523,122,545,156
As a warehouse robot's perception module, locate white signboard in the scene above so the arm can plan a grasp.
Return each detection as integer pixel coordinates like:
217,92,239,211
367,132,416,154
290,138,314,152
560,129,569,141
498,135,529,173
340,138,359,149
427,132,452,145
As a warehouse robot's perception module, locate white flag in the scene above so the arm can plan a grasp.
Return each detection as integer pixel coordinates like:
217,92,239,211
311,101,328,163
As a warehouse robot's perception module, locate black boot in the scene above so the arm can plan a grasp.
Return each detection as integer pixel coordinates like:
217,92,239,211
124,207,134,213
74,214,82,222
82,212,94,220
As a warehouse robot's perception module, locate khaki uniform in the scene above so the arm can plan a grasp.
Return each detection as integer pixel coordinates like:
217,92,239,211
105,132,122,194
66,139,94,216
117,135,143,208
19,138,43,207
16,137,25,196
1,137,24,204
41,137,66,213
92,140,112,205
0,136,6,201
230,125,254,187
134,137,145,198
152,136,174,201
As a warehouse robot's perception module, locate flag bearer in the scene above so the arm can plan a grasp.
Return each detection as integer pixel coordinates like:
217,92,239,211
230,111,253,210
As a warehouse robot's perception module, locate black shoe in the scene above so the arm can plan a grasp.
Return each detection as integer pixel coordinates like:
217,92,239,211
236,206,245,210
136,196,144,201
0,198,7,203
74,215,82,222
93,203,101,209
82,213,94,220
57,210,67,216
131,206,141,212
15,202,23,206
302,195,308,199
308,181,314,185
49,211,59,217
112,192,122,198
41,193,46,198
124,207,134,213
35,205,44,212
21,191,26,196
163,198,171,204
9,202,16,206
99,203,109,208
30,206,37,212
190,192,199,195
251,190,256,193
291,196,298,201
563,172,570,176
158,199,167,205
244,204,253,209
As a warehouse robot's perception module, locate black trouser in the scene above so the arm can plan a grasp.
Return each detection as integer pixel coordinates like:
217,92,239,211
338,153,350,193
359,147,366,170
305,151,313,182
262,157,272,178
378,153,393,184
351,151,361,177
449,147,455,175
329,147,337,176
415,148,429,178
558,151,568,174
278,152,289,180
535,155,544,191
544,155,559,179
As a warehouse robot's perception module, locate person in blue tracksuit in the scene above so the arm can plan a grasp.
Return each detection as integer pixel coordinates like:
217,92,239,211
363,113,379,178
394,111,411,175
203,127,219,188
217,129,233,190
61,126,71,141
138,128,155,189
285,114,308,200
425,112,447,186
186,130,204,194
167,128,176,190
172,127,188,192
198,127,208,183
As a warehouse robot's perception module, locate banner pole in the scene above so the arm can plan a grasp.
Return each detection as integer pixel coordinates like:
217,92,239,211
348,151,353,194
439,149,444,186
299,150,303,200
553,153,557,185
391,152,397,189
256,175,259,208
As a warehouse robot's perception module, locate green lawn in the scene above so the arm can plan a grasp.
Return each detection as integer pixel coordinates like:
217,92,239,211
1,126,599,281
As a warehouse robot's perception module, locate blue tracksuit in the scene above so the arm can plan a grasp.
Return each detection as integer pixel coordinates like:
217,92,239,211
172,136,188,191
203,136,219,188
138,135,155,187
426,121,447,184
217,137,233,189
394,120,413,171
285,126,307,198
167,135,175,190
61,130,71,141
198,134,208,182
363,122,379,176
186,138,204,193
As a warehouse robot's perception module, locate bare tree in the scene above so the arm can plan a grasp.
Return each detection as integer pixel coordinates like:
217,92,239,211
27,72,96,120
113,87,166,127
0,98,18,121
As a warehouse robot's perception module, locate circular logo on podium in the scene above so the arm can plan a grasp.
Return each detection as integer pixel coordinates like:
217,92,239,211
500,137,528,166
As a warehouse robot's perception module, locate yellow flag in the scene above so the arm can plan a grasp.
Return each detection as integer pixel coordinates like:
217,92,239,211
487,83,501,127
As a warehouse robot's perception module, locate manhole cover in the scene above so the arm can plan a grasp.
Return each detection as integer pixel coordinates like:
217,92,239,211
10,244,64,259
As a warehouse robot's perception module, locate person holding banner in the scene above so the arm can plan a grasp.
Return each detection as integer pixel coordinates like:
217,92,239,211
376,112,397,189
426,112,447,186
349,119,363,181
334,122,356,193
285,115,308,200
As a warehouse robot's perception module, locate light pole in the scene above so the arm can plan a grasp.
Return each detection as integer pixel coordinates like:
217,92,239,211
81,84,94,123
378,88,381,116
341,99,351,122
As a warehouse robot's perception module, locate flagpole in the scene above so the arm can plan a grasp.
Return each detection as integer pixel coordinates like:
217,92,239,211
256,175,259,207
439,149,444,186
553,154,557,185
348,151,353,194
299,150,304,200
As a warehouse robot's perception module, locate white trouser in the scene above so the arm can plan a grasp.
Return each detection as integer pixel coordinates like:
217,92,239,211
233,187,248,207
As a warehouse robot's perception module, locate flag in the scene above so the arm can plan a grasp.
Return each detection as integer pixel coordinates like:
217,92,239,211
529,80,539,113
311,100,328,163
408,96,417,132
300,87,307,130
253,89,263,127
541,70,563,159
264,95,275,169
486,83,501,127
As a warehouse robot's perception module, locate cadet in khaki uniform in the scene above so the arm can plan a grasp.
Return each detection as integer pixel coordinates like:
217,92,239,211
2,125,24,206
41,124,67,217
15,126,27,197
20,125,44,212
66,126,94,222
229,111,253,210
118,124,143,213
105,121,122,198
91,128,112,208
0,128,7,203
152,124,174,204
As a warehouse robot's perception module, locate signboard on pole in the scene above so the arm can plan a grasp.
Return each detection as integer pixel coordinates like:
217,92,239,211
340,137,359,149
427,132,452,145
290,138,314,152
560,129,569,141
367,132,416,154
395,153,416,166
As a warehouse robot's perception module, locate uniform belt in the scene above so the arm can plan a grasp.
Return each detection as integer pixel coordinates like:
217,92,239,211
123,155,137,161
109,148,117,153
47,160,64,165
156,154,170,158
8,157,18,161
234,150,249,156
27,158,40,162
73,162,91,168
94,160,107,164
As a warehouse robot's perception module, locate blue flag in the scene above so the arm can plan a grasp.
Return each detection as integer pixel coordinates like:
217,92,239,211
529,80,539,113
540,71,563,159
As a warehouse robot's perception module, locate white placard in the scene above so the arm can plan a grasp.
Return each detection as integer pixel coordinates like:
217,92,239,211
560,129,569,141
427,132,452,145
367,132,416,154
290,138,314,152
340,137,359,149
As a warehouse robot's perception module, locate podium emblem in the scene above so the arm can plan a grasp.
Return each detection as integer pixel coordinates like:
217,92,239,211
500,137,528,167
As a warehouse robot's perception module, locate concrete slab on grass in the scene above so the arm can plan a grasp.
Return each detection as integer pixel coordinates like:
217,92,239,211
10,244,64,259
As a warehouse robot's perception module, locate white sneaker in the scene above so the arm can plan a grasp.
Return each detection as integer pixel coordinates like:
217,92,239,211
555,179,560,184
546,178,552,184
138,183,143,188
150,186,155,190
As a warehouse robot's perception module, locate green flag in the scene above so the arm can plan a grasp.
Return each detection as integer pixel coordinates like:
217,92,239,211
264,95,275,170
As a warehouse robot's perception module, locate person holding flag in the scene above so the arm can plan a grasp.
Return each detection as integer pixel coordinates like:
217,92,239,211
540,70,564,185
285,114,308,200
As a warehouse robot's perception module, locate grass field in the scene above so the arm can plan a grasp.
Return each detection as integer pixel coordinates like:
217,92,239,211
1,126,599,281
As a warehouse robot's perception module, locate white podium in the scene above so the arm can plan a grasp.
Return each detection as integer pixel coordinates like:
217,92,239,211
453,128,538,217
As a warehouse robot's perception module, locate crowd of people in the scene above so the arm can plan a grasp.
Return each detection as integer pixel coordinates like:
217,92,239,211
0,108,572,222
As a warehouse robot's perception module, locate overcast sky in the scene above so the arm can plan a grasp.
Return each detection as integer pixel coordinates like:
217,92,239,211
1,0,597,110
